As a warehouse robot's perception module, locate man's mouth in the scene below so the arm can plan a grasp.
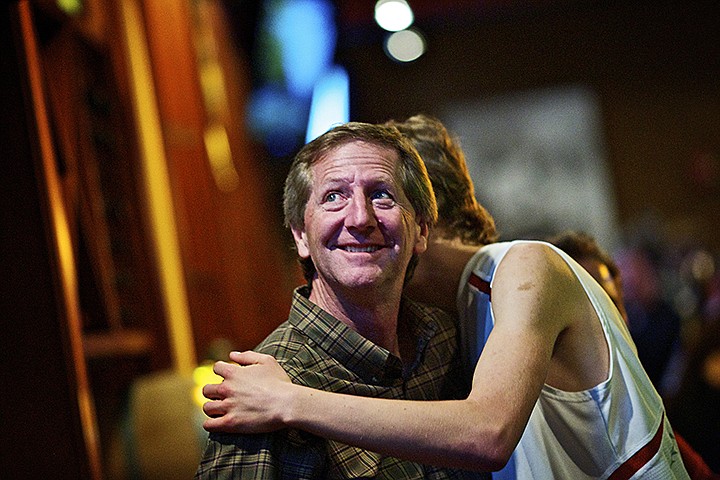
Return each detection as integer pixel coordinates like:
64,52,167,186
340,245,382,253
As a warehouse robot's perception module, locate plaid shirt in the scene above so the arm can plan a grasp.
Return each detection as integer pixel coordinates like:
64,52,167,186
196,286,487,479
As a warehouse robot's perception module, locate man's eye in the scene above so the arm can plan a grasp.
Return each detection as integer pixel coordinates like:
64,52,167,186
321,191,348,211
324,192,342,202
371,190,395,207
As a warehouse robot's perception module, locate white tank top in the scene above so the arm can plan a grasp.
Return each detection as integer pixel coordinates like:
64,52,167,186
456,240,689,479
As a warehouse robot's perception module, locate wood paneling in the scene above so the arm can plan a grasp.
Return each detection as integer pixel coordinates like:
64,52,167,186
1,2,102,477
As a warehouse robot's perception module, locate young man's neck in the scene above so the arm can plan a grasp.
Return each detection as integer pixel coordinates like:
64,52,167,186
406,236,483,315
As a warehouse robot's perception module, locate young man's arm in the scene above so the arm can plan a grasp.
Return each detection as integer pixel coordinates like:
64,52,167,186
203,243,578,471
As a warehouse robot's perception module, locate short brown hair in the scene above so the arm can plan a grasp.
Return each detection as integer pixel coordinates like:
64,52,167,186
283,122,438,284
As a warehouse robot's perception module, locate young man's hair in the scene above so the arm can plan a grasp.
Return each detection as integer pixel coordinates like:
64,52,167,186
385,114,498,246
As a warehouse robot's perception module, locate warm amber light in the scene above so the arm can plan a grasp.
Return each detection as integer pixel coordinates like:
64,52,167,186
57,0,83,15
120,0,196,375
204,124,239,192
192,363,223,408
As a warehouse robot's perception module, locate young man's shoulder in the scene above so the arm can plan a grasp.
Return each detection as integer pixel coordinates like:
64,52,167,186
497,241,573,283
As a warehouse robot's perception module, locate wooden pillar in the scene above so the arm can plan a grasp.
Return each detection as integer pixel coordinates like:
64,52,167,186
0,1,102,478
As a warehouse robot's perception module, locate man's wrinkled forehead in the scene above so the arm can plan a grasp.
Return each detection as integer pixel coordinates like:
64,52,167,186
311,142,401,180
314,140,399,164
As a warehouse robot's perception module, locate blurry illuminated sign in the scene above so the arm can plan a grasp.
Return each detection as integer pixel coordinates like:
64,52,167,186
247,0,349,158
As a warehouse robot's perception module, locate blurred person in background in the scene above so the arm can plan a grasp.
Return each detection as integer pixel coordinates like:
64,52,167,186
668,264,720,473
615,245,683,394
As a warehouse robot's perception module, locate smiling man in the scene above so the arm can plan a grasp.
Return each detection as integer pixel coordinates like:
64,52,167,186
196,122,481,479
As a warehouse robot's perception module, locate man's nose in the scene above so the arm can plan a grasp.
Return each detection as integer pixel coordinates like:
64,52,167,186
345,196,377,230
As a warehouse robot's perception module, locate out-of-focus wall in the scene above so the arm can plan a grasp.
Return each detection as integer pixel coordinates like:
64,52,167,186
337,1,720,252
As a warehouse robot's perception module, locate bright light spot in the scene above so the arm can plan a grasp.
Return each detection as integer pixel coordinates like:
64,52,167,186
192,363,223,408
385,28,426,63
204,124,239,193
703,350,720,389
57,0,83,15
691,249,715,282
306,66,350,143
375,0,414,32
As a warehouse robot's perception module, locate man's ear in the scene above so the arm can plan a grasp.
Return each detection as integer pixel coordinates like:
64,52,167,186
291,225,311,259
414,221,429,254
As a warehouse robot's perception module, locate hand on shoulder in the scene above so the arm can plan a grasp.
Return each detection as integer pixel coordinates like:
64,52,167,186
202,351,294,434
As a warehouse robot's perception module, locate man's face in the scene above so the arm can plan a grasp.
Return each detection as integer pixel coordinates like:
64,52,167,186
292,141,428,296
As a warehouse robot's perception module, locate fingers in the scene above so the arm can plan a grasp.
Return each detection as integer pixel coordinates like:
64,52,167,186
203,416,225,432
209,353,258,380
211,353,264,380
202,414,244,433
202,406,238,433
212,360,235,378
202,382,223,400
228,350,273,366
202,399,226,418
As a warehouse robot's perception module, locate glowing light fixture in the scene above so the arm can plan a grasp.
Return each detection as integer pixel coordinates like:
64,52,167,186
193,363,223,407
57,0,83,15
306,66,350,143
204,124,239,193
385,28,426,62
247,0,340,158
374,0,414,32
273,0,337,98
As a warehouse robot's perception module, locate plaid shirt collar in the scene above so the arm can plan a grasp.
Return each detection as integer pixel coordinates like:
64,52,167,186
289,286,439,386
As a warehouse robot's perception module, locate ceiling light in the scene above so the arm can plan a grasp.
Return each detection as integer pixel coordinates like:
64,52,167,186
384,28,426,62
374,0,414,32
